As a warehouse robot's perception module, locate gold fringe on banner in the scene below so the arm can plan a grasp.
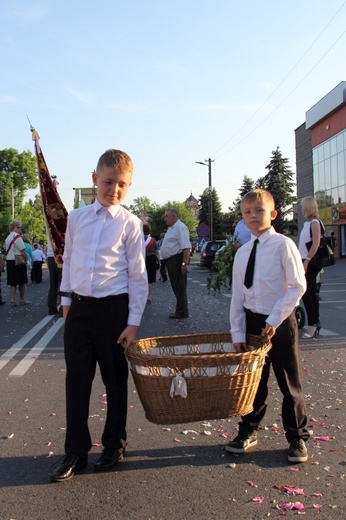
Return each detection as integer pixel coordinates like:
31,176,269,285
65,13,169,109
29,124,68,267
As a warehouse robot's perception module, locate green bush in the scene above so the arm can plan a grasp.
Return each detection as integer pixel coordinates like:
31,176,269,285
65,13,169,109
207,242,234,294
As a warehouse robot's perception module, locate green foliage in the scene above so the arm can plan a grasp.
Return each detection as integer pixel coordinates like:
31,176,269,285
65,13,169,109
18,194,46,245
257,147,296,232
149,201,197,241
207,241,234,294
232,175,256,215
0,147,38,241
129,196,159,216
198,187,225,239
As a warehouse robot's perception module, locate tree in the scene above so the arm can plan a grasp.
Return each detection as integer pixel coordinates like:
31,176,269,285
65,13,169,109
198,187,225,239
149,202,197,242
229,175,256,230
257,147,296,232
129,196,159,216
0,148,37,239
18,194,46,245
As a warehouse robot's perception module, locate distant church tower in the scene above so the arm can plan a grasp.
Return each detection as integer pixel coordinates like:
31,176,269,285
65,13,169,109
186,192,199,219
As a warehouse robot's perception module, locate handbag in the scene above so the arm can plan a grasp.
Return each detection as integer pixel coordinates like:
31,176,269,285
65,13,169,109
15,254,27,266
306,220,336,270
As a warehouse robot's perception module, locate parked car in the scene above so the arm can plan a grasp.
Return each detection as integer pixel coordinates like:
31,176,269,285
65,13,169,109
198,240,226,268
212,244,228,271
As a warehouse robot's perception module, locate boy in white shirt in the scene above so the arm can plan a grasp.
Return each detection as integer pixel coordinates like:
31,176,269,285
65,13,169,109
31,243,46,283
226,189,309,463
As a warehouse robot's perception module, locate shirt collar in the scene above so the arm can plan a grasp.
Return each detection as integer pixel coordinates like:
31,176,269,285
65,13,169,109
251,226,275,244
93,198,121,218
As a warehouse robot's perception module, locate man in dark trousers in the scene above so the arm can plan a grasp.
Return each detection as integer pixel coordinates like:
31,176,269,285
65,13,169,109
160,208,191,319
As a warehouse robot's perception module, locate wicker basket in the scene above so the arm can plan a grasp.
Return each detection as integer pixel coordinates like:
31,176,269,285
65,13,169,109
126,332,271,424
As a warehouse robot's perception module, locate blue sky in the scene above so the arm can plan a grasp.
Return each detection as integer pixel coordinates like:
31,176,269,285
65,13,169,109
1,1,345,212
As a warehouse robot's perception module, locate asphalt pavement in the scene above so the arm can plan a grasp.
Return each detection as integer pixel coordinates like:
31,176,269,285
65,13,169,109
0,257,345,520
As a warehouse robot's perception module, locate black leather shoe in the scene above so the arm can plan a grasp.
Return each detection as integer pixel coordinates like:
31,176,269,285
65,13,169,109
49,454,88,482
0,301,6,305
94,448,125,472
48,307,58,315
169,312,189,319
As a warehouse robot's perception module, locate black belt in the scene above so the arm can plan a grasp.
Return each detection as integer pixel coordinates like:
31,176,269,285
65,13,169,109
71,292,127,302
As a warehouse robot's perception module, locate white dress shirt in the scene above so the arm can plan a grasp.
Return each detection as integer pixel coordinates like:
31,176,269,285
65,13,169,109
32,248,46,262
230,227,306,343
60,199,148,326
160,220,190,260
5,232,25,260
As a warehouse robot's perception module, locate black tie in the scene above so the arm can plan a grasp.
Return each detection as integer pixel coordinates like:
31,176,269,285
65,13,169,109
244,239,259,289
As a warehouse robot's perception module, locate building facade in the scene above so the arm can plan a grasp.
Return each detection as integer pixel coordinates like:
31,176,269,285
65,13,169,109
295,81,346,257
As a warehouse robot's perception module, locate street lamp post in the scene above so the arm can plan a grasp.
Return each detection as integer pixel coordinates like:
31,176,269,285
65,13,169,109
195,158,214,241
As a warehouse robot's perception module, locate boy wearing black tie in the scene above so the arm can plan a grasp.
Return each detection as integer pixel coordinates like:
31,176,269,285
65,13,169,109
226,189,309,463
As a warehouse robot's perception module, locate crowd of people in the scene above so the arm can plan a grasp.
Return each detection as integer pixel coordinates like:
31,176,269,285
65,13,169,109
1,221,61,313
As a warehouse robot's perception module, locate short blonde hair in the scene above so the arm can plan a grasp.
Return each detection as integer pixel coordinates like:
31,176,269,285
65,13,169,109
96,149,133,174
301,196,319,219
241,189,275,211
9,220,21,232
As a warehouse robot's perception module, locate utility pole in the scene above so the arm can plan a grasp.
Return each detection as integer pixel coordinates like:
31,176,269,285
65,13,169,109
195,158,214,241
207,158,213,241
11,187,14,218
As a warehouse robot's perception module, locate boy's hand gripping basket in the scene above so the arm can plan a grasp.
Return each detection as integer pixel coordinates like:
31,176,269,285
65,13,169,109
125,332,271,424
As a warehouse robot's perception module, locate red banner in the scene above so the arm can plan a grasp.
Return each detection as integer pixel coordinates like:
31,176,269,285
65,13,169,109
30,126,68,266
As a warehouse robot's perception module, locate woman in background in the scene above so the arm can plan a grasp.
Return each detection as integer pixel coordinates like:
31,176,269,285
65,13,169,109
5,220,30,307
298,197,322,338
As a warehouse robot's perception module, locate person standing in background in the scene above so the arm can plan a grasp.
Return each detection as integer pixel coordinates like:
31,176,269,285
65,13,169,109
5,220,30,307
329,232,337,252
143,223,160,304
232,217,251,254
298,196,322,339
0,247,6,305
160,208,190,319
157,232,168,282
22,236,33,278
31,244,46,283
46,234,63,316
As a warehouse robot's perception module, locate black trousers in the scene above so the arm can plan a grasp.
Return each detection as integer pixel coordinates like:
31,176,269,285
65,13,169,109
64,294,129,457
302,263,320,326
31,261,43,283
240,309,309,442
165,253,188,314
47,256,62,311
160,259,168,281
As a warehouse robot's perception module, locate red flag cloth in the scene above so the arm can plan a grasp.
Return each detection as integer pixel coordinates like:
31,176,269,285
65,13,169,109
30,127,68,267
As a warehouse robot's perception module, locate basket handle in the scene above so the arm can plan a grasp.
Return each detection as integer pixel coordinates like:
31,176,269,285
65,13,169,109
121,339,129,351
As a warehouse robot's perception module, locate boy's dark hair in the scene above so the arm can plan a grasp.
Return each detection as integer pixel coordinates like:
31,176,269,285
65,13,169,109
241,188,275,210
96,149,133,174
143,224,151,235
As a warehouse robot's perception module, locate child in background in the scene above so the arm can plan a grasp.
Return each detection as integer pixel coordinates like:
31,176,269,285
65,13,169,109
31,243,46,283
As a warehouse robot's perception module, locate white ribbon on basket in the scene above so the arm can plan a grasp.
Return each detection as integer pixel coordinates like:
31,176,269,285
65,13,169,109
169,374,188,398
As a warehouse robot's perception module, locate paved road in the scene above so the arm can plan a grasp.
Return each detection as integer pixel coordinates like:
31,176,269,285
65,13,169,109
0,258,345,519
